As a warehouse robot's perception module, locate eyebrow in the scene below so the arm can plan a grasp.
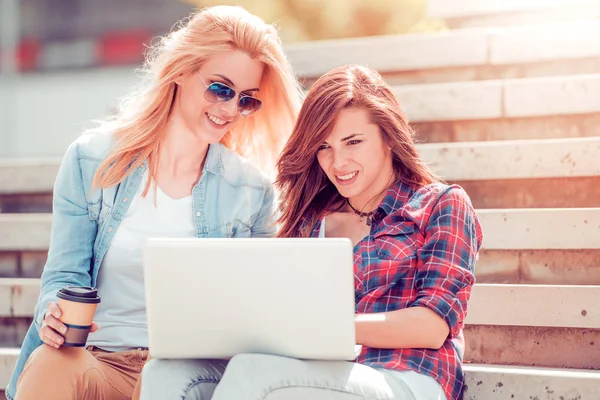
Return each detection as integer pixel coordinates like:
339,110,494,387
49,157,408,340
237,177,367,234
340,133,363,141
214,74,259,92
322,133,364,145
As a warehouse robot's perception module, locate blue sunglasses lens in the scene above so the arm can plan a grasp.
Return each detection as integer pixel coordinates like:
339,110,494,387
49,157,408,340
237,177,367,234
203,80,262,116
205,83,235,102
238,96,262,116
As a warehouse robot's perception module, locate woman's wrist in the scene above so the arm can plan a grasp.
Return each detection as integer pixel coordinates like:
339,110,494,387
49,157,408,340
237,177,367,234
354,312,385,345
354,314,362,344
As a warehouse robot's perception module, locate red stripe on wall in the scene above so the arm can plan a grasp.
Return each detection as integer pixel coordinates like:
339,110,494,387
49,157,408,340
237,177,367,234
98,30,150,65
18,38,41,71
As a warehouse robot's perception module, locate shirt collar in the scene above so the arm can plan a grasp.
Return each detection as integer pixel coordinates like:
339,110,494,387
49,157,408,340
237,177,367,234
203,143,225,175
377,180,414,218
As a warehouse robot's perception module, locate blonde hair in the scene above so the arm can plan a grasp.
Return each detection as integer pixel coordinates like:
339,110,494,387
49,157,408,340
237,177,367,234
93,5,302,189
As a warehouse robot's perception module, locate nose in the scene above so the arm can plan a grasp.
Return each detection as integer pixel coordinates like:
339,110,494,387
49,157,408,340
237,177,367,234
219,96,238,117
331,148,349,172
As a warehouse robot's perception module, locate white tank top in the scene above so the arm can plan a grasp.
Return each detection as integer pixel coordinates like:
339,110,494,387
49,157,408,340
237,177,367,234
319,217,326,238
87,177,196,351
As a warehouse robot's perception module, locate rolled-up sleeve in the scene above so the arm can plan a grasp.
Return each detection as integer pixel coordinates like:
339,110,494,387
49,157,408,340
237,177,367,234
412,186,483,339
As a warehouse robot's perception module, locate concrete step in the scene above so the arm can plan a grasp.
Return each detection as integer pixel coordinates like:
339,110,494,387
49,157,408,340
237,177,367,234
463,364,600,399
3,137,599,197
476,249,600,285
2,175,600,219
1,208,599,251
0,279,40,318
0,317,30,348
464,324,600,369
0,193,53,214
1,281,599,388
420,137,600,181
466,284,600,328
458,177,600,209
0,159,59,195
448,133,600,206
2,282,599,371
289,20,600,84
0,278,600,324
3,280,599,324
465,284,600,369
0,214,52,251
0,348,19,391
9,72,600,161
3,277,600,309
395,74,600,122
0,251,47,279
2,355,599,397
2,249,599,286
477,208,599,250
0,160,59,195
415,113,600,143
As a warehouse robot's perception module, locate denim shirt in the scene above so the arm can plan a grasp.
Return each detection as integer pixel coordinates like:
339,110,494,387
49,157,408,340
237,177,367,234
6,132,276,399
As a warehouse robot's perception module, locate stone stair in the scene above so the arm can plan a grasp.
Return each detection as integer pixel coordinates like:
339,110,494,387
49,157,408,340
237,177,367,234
1,2,600,398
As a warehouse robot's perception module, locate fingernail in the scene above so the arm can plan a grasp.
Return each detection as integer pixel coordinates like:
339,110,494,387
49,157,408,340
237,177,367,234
53,311,60,318
58,337,64,344
61,327,67,334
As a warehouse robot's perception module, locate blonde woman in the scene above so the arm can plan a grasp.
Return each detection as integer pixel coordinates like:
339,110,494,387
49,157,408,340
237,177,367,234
7,6,302,400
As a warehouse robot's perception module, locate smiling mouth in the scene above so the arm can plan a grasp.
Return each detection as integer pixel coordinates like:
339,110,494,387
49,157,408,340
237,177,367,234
206,112,228,126
336,171,358,181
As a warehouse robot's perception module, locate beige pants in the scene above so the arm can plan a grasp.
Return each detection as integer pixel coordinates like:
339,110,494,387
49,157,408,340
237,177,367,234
16,345,149,400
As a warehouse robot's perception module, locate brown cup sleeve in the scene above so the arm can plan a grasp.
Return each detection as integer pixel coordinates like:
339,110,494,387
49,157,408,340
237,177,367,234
63,323,91,347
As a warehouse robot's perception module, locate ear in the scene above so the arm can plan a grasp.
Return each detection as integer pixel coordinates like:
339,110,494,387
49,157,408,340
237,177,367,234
384,143,393,159
383,138,392,152
174,73,185,86
380,133,392,152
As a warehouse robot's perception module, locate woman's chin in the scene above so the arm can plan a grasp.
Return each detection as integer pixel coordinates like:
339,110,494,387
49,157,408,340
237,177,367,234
195,125,229,144
334,184,360,200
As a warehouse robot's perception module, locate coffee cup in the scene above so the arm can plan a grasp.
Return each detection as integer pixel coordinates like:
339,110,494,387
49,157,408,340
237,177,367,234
56,286,101,347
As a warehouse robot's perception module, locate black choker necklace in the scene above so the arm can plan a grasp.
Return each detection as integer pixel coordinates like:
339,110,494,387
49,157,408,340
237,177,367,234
347,199,375,226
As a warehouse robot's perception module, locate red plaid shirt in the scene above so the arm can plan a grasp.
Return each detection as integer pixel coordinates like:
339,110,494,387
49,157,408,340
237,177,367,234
312,182,483,400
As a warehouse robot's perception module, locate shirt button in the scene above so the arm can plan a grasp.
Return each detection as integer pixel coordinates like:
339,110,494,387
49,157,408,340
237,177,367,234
195,212,201,217
108,227,113,232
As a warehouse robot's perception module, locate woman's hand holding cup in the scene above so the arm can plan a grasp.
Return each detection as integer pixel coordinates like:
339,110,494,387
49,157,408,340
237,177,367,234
40,302,66,348
39,287,101,349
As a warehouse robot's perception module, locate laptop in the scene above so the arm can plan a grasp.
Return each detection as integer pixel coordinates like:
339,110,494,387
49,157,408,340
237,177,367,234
143,238,358,361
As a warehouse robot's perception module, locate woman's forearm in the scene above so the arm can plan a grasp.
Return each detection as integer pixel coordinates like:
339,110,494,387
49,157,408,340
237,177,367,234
355,306,450,350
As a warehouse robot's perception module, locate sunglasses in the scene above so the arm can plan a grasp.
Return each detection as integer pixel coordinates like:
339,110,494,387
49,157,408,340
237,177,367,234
200,76,262,117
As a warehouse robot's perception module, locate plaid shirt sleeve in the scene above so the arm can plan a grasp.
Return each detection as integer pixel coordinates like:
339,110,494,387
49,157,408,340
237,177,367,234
412,186,483,339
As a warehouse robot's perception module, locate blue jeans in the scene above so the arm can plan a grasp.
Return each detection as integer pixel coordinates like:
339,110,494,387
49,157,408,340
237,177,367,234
140,353,447,400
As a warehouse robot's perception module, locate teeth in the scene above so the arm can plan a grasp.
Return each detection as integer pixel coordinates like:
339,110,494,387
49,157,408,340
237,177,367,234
337,172,358,181
207,113,227,126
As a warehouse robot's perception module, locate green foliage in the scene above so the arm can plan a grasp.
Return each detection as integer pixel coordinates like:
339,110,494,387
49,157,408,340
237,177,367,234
183,0,447,42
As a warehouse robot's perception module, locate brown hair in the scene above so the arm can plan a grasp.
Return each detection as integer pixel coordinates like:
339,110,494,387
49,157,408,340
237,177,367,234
275,65,440,238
